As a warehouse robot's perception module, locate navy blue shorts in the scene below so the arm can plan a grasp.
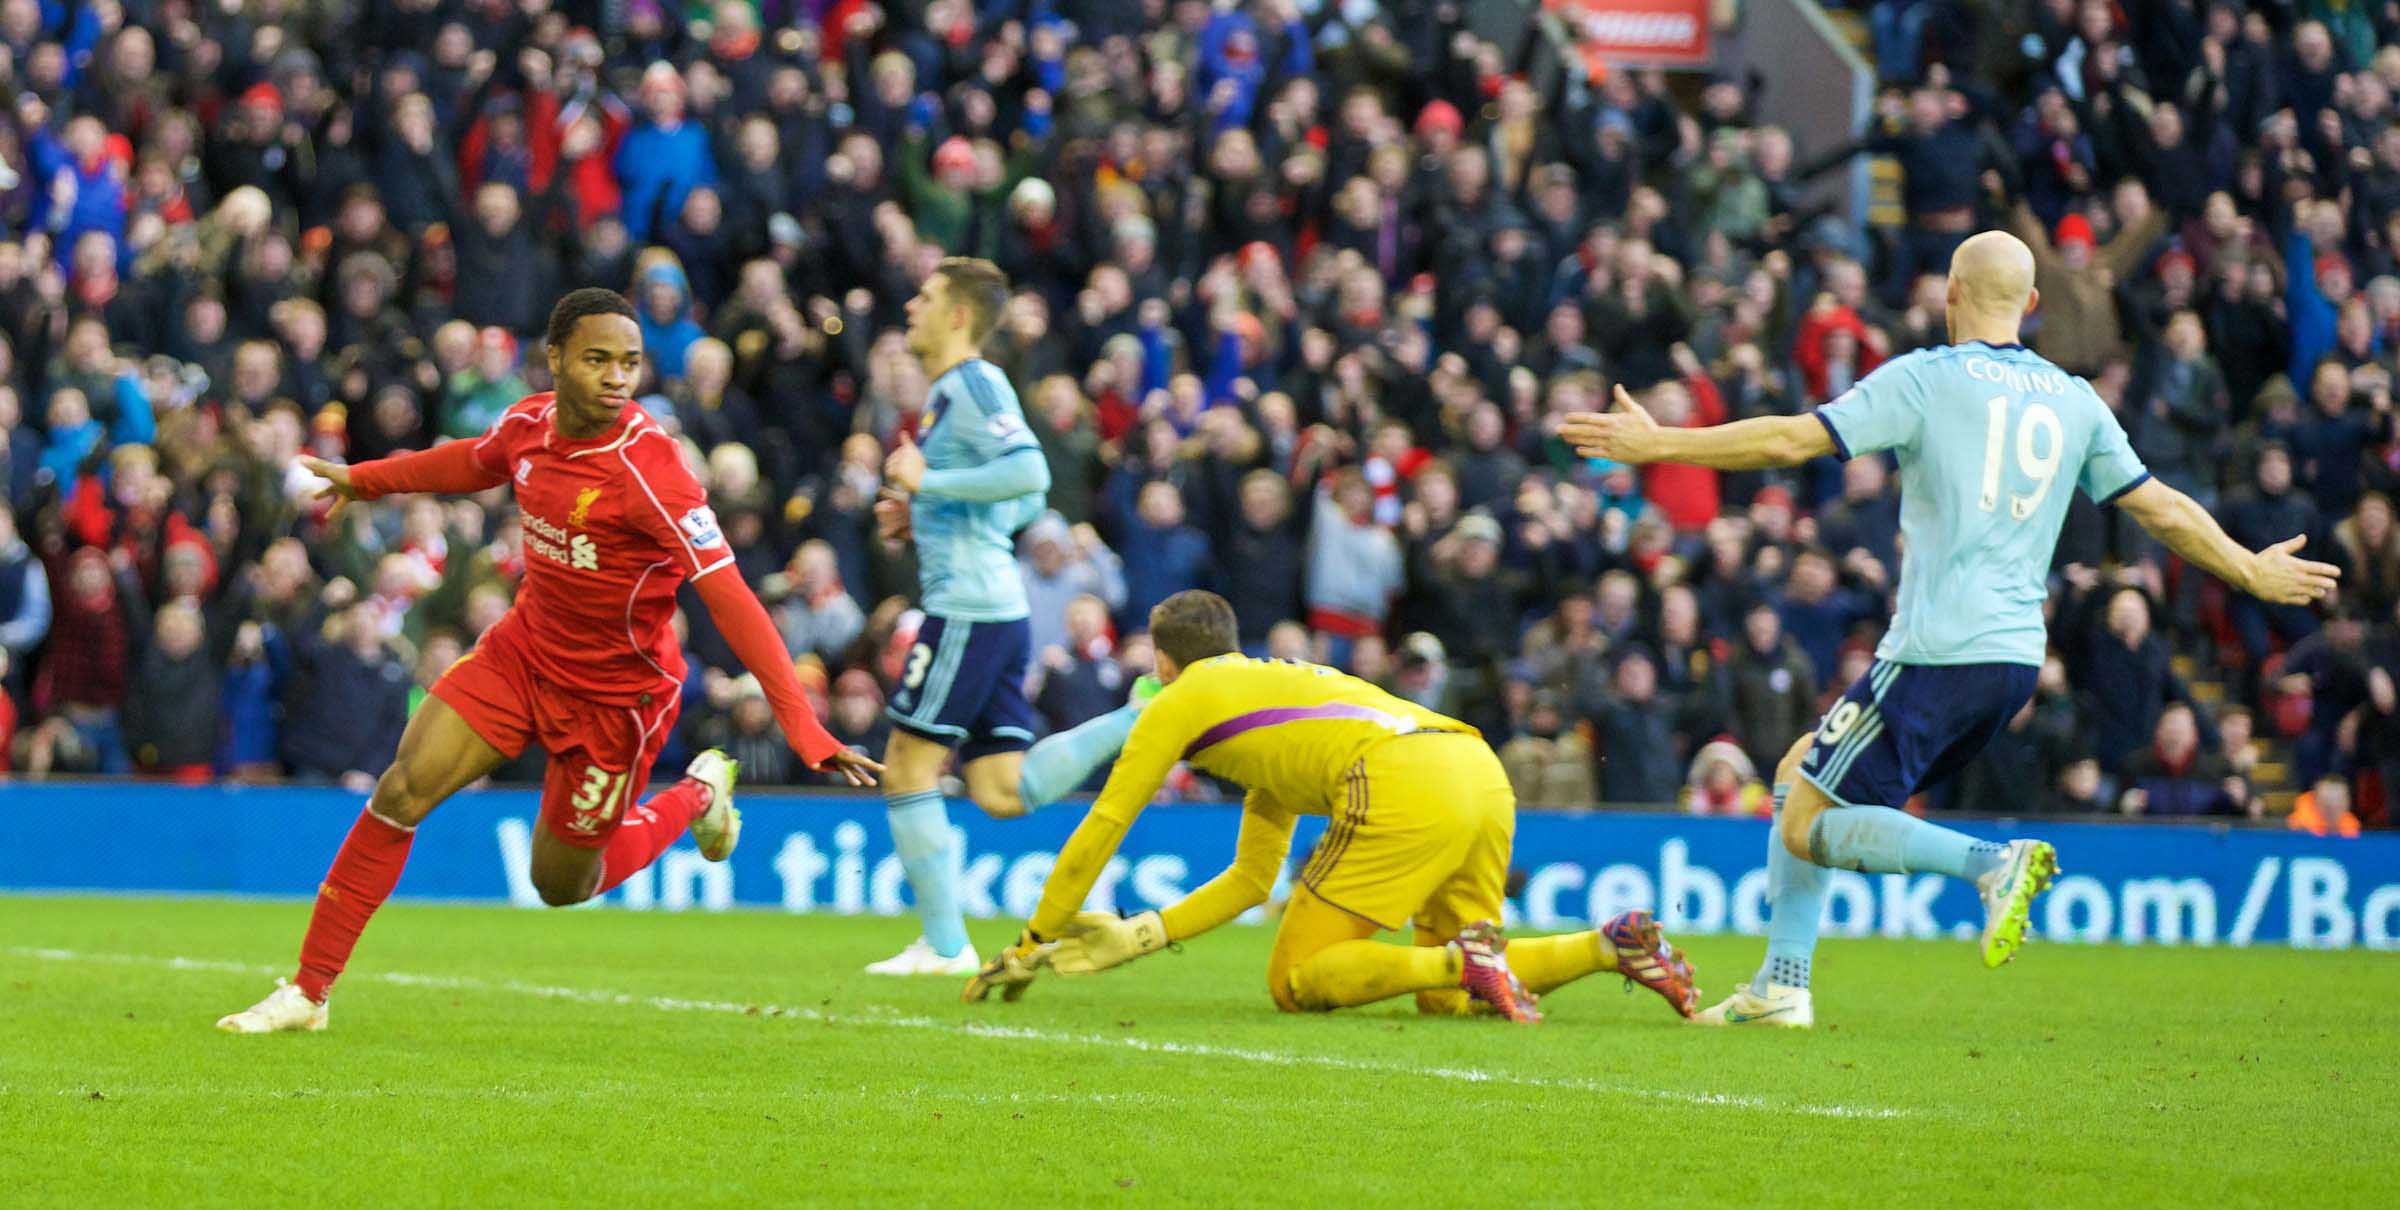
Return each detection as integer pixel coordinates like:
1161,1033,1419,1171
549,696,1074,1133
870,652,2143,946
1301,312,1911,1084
886,615,1039,761
1798,659,2038,808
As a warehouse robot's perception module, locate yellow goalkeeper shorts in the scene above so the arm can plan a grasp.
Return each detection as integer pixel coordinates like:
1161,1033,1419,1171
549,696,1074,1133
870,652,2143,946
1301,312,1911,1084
1297,730,1515,934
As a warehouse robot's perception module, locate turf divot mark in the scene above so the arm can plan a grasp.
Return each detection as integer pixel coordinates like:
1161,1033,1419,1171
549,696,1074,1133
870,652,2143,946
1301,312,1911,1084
5,944,1910,1120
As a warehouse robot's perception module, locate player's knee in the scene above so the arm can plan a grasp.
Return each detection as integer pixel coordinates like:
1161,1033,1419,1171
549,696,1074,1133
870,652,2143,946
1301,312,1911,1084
535,880,589,908
1268,967,1306,1013
974,785,1028,820
370,763,438,827
1779,800,1822,863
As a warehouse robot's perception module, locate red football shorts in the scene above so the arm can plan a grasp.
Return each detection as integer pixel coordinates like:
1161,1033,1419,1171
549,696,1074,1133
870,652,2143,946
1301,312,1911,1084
429,627,681,849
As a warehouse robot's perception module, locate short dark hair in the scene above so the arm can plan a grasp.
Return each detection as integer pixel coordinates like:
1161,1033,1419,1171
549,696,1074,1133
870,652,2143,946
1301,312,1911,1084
934,257,1009,344
546,287,638,354
1149,590,1239,668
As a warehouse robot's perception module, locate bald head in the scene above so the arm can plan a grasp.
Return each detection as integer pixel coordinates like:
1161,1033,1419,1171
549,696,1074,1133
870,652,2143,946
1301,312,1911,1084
1946,230,2038,341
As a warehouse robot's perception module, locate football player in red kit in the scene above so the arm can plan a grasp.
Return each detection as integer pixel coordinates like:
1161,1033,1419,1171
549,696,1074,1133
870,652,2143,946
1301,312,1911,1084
218,288,883,1033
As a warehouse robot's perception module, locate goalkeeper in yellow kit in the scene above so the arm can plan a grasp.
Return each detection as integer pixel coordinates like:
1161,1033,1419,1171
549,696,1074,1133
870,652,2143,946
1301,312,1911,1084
963,590,1699,1021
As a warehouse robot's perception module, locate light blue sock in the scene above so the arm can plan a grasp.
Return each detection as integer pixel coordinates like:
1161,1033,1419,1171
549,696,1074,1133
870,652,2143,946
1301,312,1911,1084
1755,782,1824,995
1807,805,2006,881
1016,702,1140,810
886,788,969,958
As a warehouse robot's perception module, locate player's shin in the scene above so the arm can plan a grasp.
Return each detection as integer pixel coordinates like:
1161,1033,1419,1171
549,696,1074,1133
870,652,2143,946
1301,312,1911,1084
1505,931,1614,994
1285,941,1456,1010
594,779,709,894
293,807,418,1002
1806,800,2006,882
1016,703,1140,810
1757,780,1827,994
886,787,970,958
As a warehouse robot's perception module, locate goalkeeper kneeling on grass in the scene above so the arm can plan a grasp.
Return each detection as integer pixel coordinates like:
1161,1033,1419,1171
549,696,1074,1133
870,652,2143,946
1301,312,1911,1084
964,590,1700,1022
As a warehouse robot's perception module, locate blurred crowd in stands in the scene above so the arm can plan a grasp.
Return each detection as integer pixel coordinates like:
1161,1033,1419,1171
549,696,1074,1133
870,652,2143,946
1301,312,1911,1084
0,0,2393,832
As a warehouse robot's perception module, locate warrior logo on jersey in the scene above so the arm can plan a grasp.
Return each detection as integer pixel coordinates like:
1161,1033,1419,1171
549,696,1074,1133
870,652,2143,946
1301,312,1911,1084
515,459,532,485
568,486,602,527
679,506,725,549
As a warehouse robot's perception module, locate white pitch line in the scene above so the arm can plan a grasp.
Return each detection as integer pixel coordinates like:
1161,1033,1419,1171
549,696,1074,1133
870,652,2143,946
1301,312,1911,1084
3,945,1909,1120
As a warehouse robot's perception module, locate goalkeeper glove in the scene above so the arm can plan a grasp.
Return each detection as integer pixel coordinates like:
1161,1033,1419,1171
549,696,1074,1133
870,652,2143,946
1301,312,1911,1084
1049,910,1169,975
961,928,1052,1003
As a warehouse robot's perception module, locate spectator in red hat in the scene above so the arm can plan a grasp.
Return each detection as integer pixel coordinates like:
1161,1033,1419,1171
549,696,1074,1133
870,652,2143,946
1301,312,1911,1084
2011,186,2169,375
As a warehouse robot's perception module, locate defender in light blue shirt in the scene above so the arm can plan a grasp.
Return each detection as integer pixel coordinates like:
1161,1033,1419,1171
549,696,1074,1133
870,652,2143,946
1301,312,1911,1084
1564,230,2338,1027
871,259,1156,977
1816,340,2150,668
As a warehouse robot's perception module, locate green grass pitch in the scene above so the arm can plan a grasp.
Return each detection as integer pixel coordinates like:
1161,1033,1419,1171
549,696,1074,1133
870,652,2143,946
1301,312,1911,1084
2,896,2393,1207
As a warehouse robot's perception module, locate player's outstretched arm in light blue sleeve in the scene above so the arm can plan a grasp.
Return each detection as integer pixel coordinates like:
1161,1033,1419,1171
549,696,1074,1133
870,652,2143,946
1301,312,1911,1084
1560,384,1841,469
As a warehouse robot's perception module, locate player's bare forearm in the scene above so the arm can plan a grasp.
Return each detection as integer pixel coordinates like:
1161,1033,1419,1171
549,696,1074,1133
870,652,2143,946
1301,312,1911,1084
1638,415,1833,469
2115,478,2341,606
1560,386,1833,469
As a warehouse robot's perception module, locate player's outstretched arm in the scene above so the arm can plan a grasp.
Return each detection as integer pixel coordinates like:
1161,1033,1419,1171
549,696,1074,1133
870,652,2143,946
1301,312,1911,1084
1560,385,1834,470
1050,795,1297,975
690,570,884,785
2115,478,2342,605
300,443,511,518
967,708,1187,1002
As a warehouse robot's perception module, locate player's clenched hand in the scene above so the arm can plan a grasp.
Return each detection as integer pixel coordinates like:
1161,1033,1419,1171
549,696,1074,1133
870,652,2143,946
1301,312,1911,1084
817,747,884,787
2245,535,2341,605
1049,910,1168,975
1558,386,1659,464
961,929,1053,1003
297,455,359,520
883,434,927,493
873,488,913,543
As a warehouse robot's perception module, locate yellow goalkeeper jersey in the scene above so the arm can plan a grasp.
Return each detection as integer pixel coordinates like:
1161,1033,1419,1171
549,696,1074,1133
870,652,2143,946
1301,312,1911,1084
1099,654,1475,821
1029,654,1479,936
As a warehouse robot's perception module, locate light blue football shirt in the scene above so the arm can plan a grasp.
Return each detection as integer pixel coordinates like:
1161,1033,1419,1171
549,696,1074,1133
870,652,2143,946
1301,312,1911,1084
913,358,1048,621
1813,340,2151,667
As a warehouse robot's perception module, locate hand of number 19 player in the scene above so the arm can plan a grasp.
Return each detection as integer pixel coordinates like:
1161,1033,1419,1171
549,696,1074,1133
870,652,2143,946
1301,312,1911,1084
819,747,884,787
1558,385,1659,464
2246,534,2342,606
297,455,359,521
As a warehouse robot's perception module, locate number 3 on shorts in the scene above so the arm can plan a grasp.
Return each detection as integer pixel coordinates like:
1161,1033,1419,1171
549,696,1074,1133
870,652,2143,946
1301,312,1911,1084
572,765,624,821
903,642,932,690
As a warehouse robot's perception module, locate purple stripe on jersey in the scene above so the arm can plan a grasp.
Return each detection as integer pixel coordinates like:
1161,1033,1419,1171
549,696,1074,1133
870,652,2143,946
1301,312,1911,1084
1181,703,1413,760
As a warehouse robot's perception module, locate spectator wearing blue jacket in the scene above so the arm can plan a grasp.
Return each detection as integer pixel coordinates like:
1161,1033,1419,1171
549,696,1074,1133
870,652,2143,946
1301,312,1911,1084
616,64,718,243
2285,200,2352,384
633,257,704,382
27,116,127,267
1196,8,1312,134
1117,479,1214,632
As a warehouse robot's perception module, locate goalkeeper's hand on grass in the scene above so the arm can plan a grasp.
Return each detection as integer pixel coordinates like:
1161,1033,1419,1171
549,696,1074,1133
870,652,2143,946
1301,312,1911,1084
961,929,1053,1003
1049,910,1168,975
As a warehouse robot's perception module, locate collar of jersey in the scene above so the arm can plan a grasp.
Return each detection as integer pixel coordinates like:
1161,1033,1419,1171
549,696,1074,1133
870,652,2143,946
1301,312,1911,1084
1960,339,2028,352
922,357,992,437
550,398,643,455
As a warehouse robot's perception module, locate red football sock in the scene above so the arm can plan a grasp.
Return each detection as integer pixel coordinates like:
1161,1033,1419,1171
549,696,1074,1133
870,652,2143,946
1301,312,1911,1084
294,808,417,1003
595,779,710,894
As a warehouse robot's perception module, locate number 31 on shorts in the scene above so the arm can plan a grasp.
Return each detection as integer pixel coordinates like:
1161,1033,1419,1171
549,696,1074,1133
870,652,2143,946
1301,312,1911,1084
572,765,625,821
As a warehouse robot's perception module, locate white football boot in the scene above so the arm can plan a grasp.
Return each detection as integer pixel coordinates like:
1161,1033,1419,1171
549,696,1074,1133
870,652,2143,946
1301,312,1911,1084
865,936,982,976
216,979,328,1034
1692,982,1814,1028
683,749,743,861
1976,839,2059,968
